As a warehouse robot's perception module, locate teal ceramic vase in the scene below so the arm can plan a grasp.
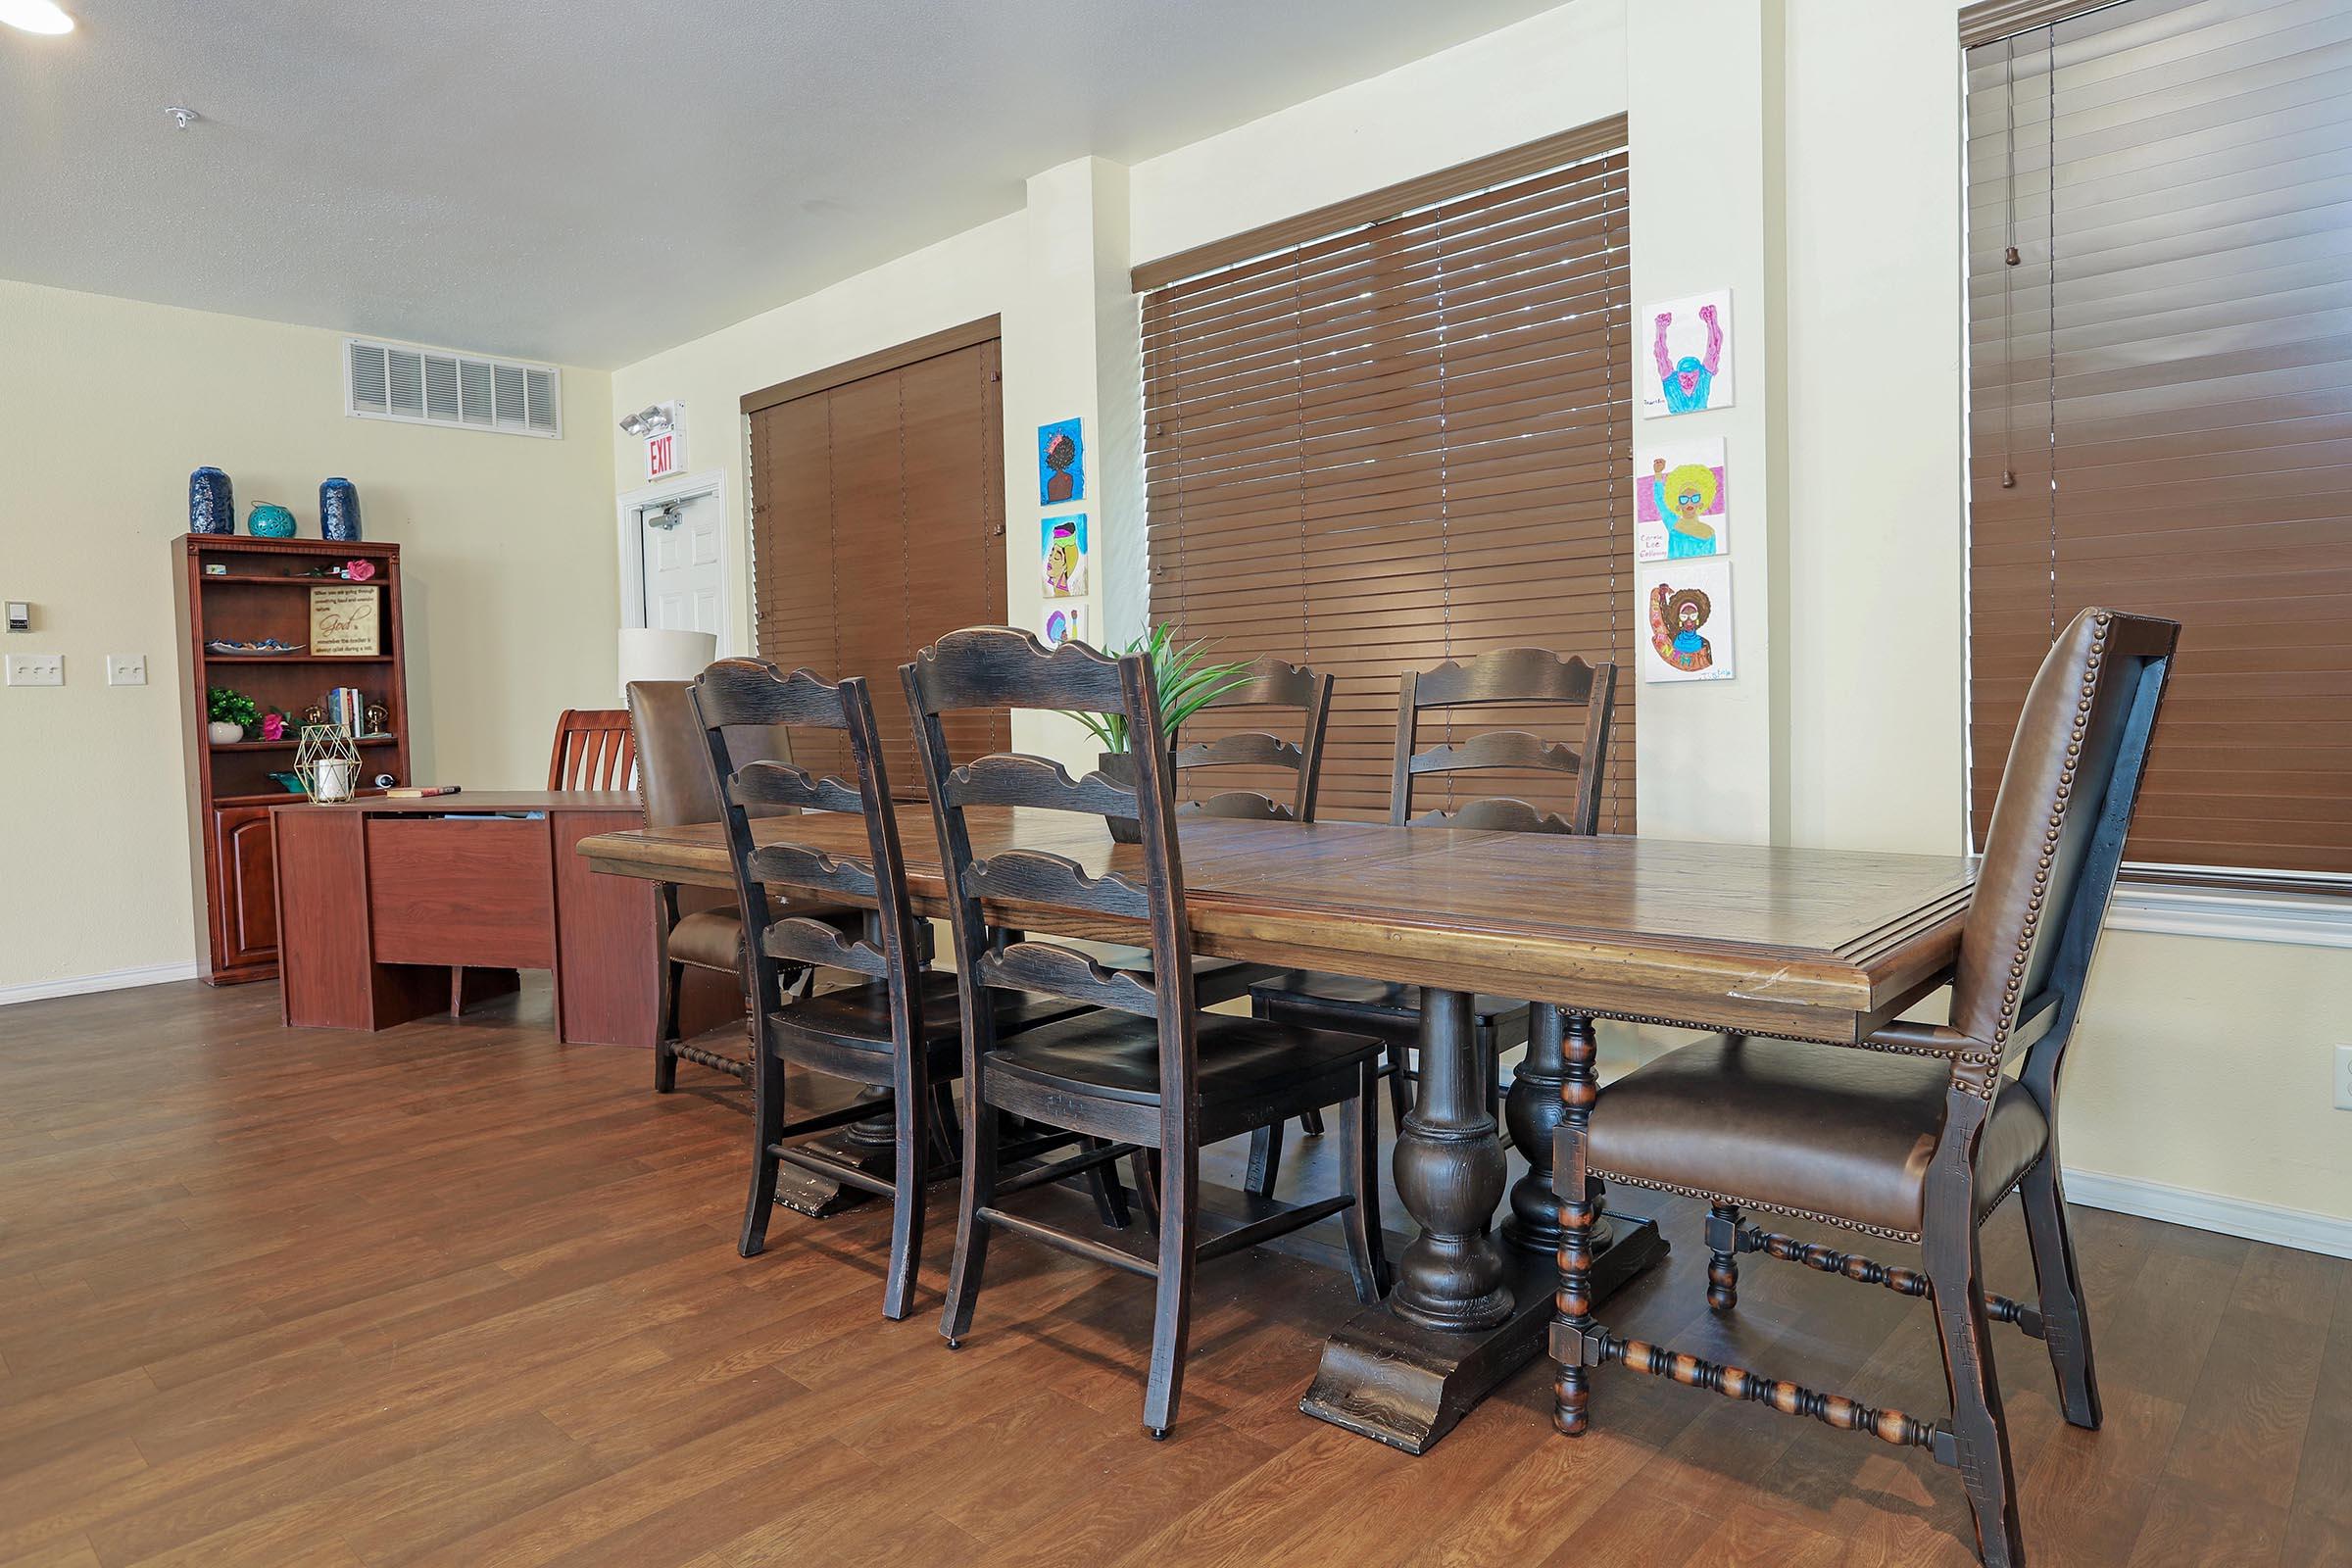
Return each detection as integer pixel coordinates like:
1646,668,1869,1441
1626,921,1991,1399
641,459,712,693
247,503,297,539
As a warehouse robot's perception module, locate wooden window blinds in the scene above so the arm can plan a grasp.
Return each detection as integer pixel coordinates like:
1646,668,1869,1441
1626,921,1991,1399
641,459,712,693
746,330,1008,790
1965,0,2352,882
1136,119,1635,826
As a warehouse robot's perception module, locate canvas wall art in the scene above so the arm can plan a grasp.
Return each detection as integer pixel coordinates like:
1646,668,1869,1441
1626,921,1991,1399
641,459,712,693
1635,438,1729,562
1038,417,1085,505
1640,559,1735,683
1642,290,1734,416
1041,514,1089,598
1040,604,1087,649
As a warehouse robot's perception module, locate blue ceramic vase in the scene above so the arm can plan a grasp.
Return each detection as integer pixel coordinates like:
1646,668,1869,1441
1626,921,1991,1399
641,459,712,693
247,503,297,539
189,467,234,534
319,477,362,542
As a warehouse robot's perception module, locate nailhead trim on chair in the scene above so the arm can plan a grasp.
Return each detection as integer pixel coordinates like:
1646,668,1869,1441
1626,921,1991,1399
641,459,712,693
1967,610,2111,1100
1586,1149,2043,1250
1588,1167,1925,1244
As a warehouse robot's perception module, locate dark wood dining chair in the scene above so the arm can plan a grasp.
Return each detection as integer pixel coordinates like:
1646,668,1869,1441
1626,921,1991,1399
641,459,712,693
690,658,1081,1321
1550,608,2178,1568
1247,647,1617,1196
626,679,864,1091
1101,657,1334,1016
549,708,637,790
903,627,1389,1438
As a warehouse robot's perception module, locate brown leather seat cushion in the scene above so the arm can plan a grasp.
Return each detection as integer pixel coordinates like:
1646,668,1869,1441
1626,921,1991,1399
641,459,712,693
990,1011,1381,1108
668,903,867,974
1587,1035,2047,1237
1250,971,1529,1034
666,909,747,972
772,971,1084,1061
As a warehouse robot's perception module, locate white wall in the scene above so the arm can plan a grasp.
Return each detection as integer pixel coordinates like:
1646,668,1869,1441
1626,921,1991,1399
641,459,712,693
608,216,1026,662
0,278,615,995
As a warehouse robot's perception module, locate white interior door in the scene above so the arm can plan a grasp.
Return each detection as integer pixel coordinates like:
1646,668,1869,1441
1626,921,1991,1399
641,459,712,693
638,492,723,635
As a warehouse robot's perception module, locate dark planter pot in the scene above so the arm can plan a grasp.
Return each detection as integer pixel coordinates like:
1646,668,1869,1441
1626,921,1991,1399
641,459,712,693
319,477,362,542
1098,751,1142,844
189,467,234,534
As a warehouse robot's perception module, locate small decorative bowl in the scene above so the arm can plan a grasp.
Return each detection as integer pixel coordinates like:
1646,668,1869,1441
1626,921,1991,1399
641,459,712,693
247,503,297,538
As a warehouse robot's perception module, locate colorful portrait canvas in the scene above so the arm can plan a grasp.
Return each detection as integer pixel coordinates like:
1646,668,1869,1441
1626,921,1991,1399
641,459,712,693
1041,514,1089,598
1639,559,1735,683
1038,417,1086,505
1642,290,1735,416
1635,438,1729,562
1040,604,1087,649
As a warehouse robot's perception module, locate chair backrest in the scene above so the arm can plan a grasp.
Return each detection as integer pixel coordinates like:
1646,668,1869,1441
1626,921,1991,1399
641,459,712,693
1950,608,2178,1065
687,661,924,1029
1390,648,1618,834
903,628,1195,1104
1171,656,1333,823
625,679,799,830
549,708,637,791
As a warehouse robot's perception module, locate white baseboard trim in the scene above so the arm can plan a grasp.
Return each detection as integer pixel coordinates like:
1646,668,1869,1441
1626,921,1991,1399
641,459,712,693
0,961,202,1007
2063,1167,2352,1260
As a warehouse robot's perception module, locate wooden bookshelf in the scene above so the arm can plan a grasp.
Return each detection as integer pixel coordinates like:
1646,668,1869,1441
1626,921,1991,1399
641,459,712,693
173,534,414,985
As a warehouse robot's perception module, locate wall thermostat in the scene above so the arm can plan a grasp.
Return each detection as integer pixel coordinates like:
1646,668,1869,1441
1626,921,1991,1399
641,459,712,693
4,603,28,633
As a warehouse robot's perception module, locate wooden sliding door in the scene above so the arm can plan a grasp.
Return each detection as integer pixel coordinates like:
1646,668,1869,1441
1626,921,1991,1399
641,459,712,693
744,320,1008,788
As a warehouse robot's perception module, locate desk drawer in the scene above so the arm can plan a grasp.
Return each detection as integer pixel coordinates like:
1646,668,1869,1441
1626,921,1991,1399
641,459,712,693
366,816,555,968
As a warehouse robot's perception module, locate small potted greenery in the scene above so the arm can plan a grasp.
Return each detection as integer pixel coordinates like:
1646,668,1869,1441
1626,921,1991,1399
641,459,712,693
1064,625,1252,842
207,686,260,745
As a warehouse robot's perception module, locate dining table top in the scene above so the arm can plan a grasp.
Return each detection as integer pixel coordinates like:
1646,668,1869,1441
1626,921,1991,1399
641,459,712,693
577,808,1977,1045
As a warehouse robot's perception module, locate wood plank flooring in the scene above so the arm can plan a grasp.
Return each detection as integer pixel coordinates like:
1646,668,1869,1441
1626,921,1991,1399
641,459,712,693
0,979,2343,1566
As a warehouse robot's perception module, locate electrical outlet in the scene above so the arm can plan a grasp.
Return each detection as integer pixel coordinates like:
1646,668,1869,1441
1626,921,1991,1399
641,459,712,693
107,654,147,686
2337,1045,2352,1111
4,653,62,687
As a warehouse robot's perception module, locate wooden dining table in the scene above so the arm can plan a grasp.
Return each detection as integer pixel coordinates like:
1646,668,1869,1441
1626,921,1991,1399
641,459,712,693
577,808,1977,1452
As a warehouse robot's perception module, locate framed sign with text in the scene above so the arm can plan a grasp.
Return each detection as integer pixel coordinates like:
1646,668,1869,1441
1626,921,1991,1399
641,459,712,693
309,583,381,656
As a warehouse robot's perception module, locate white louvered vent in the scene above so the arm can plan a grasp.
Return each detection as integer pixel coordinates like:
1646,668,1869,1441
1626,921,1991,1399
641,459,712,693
345,337,563,439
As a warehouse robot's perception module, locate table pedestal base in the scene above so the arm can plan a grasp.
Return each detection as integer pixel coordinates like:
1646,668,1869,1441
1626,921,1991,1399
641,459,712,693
1299,1208,1665,1453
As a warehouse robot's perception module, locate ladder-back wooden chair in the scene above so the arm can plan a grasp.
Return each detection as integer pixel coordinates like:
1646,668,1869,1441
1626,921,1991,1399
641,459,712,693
904,627,1388,1438
690,658,1079,1320
1551,608,2178,1568
549,708,637,789
626,679,864,1091
1248,647,1617,1197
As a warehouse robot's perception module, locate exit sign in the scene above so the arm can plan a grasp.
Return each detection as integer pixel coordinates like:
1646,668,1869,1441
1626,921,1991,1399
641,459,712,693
646,430,683,481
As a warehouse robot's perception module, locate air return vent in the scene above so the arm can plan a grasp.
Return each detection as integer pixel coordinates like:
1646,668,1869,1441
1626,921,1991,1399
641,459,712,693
345,337,562,438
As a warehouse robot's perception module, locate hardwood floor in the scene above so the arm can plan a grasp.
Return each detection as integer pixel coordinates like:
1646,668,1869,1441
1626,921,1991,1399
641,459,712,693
0,979,2343,1567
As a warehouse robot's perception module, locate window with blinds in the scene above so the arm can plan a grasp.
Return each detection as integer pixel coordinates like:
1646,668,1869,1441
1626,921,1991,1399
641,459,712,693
1137,119,1635,826
1964,0,2352,883
746,330,1008,792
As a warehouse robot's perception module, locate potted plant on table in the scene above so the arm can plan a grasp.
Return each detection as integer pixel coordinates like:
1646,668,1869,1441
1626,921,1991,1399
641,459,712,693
207,687,260,745
1063,624,1252,842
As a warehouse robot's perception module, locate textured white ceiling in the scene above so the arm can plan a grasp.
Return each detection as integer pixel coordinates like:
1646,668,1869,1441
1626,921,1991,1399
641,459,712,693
0,0,1566,368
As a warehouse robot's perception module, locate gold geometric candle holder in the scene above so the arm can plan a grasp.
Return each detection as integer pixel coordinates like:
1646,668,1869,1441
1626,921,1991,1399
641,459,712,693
294,723,362,803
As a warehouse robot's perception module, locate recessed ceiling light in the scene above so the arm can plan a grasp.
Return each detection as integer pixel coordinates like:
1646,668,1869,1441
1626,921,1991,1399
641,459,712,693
0,0,75,35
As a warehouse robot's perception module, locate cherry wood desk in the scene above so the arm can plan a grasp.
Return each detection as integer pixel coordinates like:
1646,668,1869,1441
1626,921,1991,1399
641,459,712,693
578,810,1977,1451
274,791,731,1049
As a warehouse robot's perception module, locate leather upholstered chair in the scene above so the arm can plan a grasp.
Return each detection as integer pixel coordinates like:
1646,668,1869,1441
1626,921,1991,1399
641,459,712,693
627,679,859,1092
1550,608,2179,1568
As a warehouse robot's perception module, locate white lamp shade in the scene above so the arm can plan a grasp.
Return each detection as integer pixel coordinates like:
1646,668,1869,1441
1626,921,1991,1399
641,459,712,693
617,627,718,694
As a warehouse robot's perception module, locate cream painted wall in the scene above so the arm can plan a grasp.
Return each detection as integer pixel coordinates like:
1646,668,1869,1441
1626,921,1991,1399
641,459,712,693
607,216,1026,662
589,0,2347,1233
0,278,615,993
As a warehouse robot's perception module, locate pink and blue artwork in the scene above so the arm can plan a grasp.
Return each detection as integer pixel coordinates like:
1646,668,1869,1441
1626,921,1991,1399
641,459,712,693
1642,290,1735,416
1038,417,1085,505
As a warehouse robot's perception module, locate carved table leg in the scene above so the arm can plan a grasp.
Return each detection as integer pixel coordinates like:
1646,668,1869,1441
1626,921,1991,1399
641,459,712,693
1300,989,1665,1453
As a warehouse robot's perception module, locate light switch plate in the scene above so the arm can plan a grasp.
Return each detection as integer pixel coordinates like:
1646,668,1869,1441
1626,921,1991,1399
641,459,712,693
106,655,147,686
6,653,63,686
